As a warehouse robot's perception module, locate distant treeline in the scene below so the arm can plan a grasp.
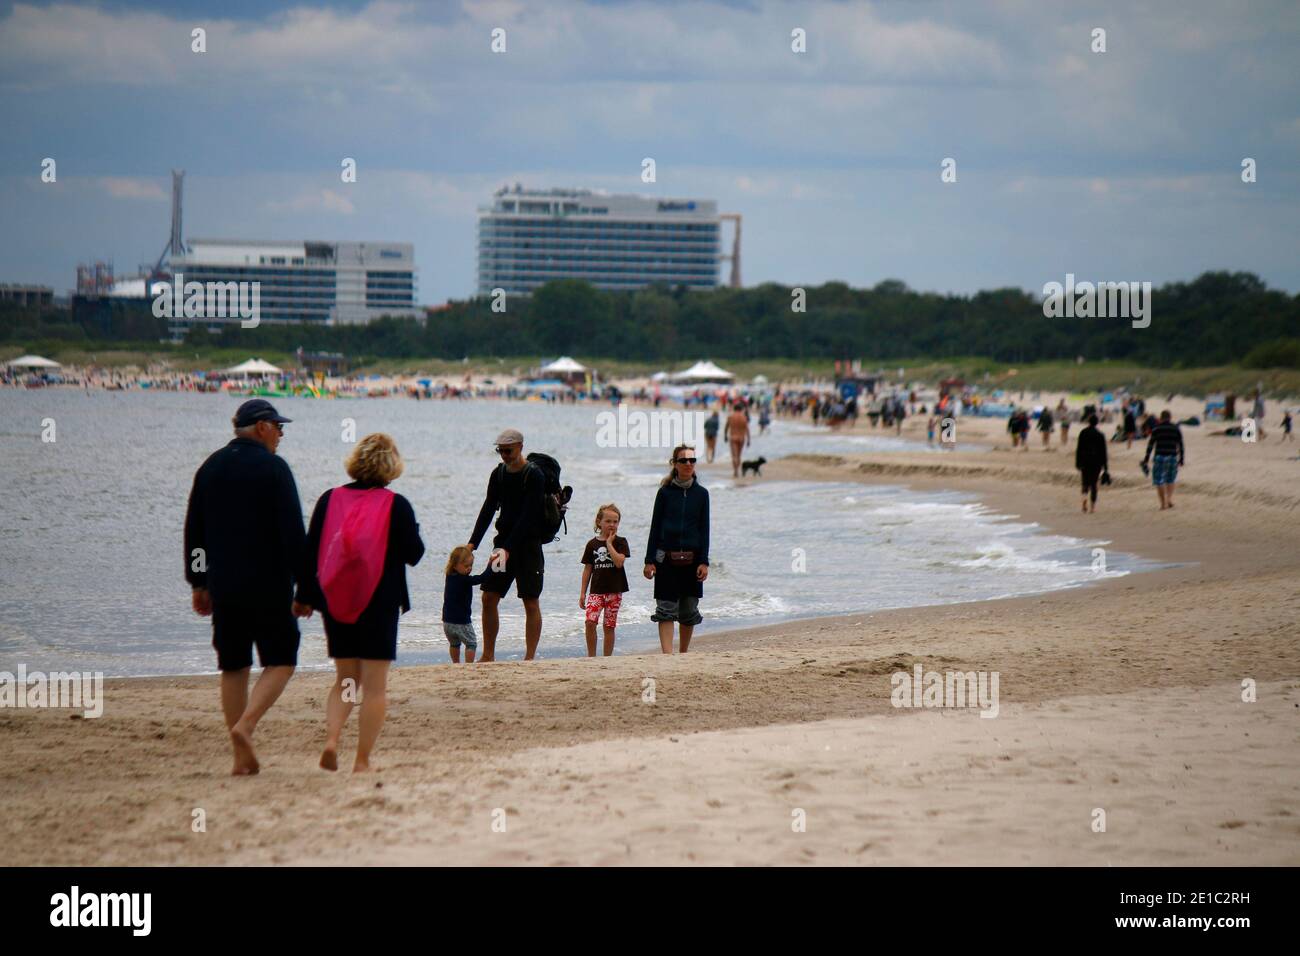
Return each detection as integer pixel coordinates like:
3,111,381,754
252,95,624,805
4,271,1298,369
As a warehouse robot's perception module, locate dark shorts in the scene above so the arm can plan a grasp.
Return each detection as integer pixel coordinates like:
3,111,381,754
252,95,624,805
481,539,544,600
211,602,300,672
323,607,400,661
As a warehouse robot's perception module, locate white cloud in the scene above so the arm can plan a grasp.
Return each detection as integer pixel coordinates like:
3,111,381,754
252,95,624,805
100,177,167,201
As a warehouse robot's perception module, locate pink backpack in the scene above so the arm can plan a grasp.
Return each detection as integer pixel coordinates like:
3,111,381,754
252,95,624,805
317,486,395,624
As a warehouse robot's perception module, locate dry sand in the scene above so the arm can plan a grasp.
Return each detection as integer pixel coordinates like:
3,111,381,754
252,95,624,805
2,406,1298,865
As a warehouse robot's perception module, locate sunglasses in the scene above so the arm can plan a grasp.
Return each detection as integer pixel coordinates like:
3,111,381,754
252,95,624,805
495,445,517,455
675,456,697,464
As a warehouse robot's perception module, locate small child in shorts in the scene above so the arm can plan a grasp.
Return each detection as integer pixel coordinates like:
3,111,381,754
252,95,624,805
579,503,631,657
443,545,485,663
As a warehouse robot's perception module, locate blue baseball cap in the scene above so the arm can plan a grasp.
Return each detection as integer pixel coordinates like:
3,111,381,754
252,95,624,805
233,399,292,428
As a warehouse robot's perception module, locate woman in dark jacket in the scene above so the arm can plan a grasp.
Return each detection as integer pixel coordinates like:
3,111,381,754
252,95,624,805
643,443,710,654
1074,414,1109,514
297,433,424,772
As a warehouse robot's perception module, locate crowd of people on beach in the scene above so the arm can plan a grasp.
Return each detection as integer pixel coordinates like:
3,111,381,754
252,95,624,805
183,399,711,775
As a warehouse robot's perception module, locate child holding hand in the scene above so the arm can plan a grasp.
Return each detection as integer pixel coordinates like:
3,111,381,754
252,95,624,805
443,545,486,663
579,503,631,657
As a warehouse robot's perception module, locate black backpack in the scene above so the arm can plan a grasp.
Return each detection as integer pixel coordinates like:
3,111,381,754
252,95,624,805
499,452,570,544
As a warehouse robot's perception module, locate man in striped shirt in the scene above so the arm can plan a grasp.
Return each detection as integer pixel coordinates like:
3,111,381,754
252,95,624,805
1141,410,1186,510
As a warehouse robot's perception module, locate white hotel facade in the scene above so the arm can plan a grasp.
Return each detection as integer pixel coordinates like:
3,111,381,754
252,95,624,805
167,239,420,329
477,186,721,296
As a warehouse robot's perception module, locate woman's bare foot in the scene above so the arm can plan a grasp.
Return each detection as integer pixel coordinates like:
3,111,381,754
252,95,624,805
352,758,373,773
319,747,338,771
230,727,260,776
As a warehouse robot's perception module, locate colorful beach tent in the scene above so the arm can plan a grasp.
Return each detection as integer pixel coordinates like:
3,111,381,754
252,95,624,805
6,354,61,369
225,358,282,378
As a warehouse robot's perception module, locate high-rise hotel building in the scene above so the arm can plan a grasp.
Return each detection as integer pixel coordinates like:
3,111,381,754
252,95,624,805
168,239,420,327
477,186,720,296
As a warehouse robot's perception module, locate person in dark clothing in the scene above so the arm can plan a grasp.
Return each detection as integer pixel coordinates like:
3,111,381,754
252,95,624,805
1074,413,1109,513
1122,404,1138,449
1142,410,1186,510
442,545,488,663
184,398,309,776
643,443,710,654
297,433,424,772
467,427,546,661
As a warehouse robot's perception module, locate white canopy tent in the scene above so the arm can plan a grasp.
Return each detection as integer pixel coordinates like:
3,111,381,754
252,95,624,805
540,356,587,374
225,358,282,378
6,354,61,369
667,360,735,384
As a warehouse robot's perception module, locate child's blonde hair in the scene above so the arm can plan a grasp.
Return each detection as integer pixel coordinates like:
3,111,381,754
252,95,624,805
445,545,474,575
594,502,621,533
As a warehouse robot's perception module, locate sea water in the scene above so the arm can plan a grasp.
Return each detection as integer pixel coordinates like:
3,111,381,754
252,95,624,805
0,390,1160,674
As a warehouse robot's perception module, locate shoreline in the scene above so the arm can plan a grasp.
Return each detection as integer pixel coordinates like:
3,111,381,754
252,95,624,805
2,409,1298,864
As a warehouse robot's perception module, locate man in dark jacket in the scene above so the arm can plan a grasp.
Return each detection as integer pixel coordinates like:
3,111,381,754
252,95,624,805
467,428,546,661
1075,413,1108,513
184,399,310,775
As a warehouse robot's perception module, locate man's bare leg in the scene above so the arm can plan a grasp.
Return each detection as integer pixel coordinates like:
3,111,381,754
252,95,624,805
584,620,598,657
321,658,360,771
229,664,295,776
658,621,675,654
679,624,694,653
602,625,616,656
522,597,542,660
353,660,390,773
480,590,501,662
220,669,250,731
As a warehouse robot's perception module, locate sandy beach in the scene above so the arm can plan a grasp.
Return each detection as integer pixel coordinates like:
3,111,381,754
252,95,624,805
3,404,1298,866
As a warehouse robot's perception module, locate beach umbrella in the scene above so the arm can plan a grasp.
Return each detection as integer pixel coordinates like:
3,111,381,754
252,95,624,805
540,356,587,374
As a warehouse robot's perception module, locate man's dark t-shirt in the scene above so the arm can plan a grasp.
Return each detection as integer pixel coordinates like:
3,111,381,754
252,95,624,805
470,463,544,551
184,437,306,607
582,535,630,594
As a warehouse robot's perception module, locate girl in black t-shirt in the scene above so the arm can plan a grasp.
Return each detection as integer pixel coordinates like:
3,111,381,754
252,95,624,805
579,503,630,657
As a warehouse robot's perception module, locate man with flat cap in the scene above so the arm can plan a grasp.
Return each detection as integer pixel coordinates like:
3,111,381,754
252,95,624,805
468,427,546,661
184,399,311,775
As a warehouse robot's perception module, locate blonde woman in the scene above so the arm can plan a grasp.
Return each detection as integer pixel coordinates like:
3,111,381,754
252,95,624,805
297,433,425,772
643,444,710,654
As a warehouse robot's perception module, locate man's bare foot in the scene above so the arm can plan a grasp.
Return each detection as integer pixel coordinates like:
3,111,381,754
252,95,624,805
230,727,260,776
320,747,338,771
352,758,372,773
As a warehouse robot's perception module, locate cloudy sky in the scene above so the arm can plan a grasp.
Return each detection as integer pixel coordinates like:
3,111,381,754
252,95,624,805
2,0,1298,304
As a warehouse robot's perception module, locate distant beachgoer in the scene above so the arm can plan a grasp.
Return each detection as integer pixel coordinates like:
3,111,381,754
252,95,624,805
1007,410,1020,449
724,403,750,478
1142,410,1185,510
1281,410,1293,442
927,415,937,446
468,428,546,660
579,503,631,657
1075,414,1108,513
1251,392,1268,439
758,405,771,435
299,433,425,772
442,545,486,663
703,410,720,463
1037,407,1054,448
644,444,710,654
1123,405,1138,449
1059,404,1071,446
184,399,309,776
